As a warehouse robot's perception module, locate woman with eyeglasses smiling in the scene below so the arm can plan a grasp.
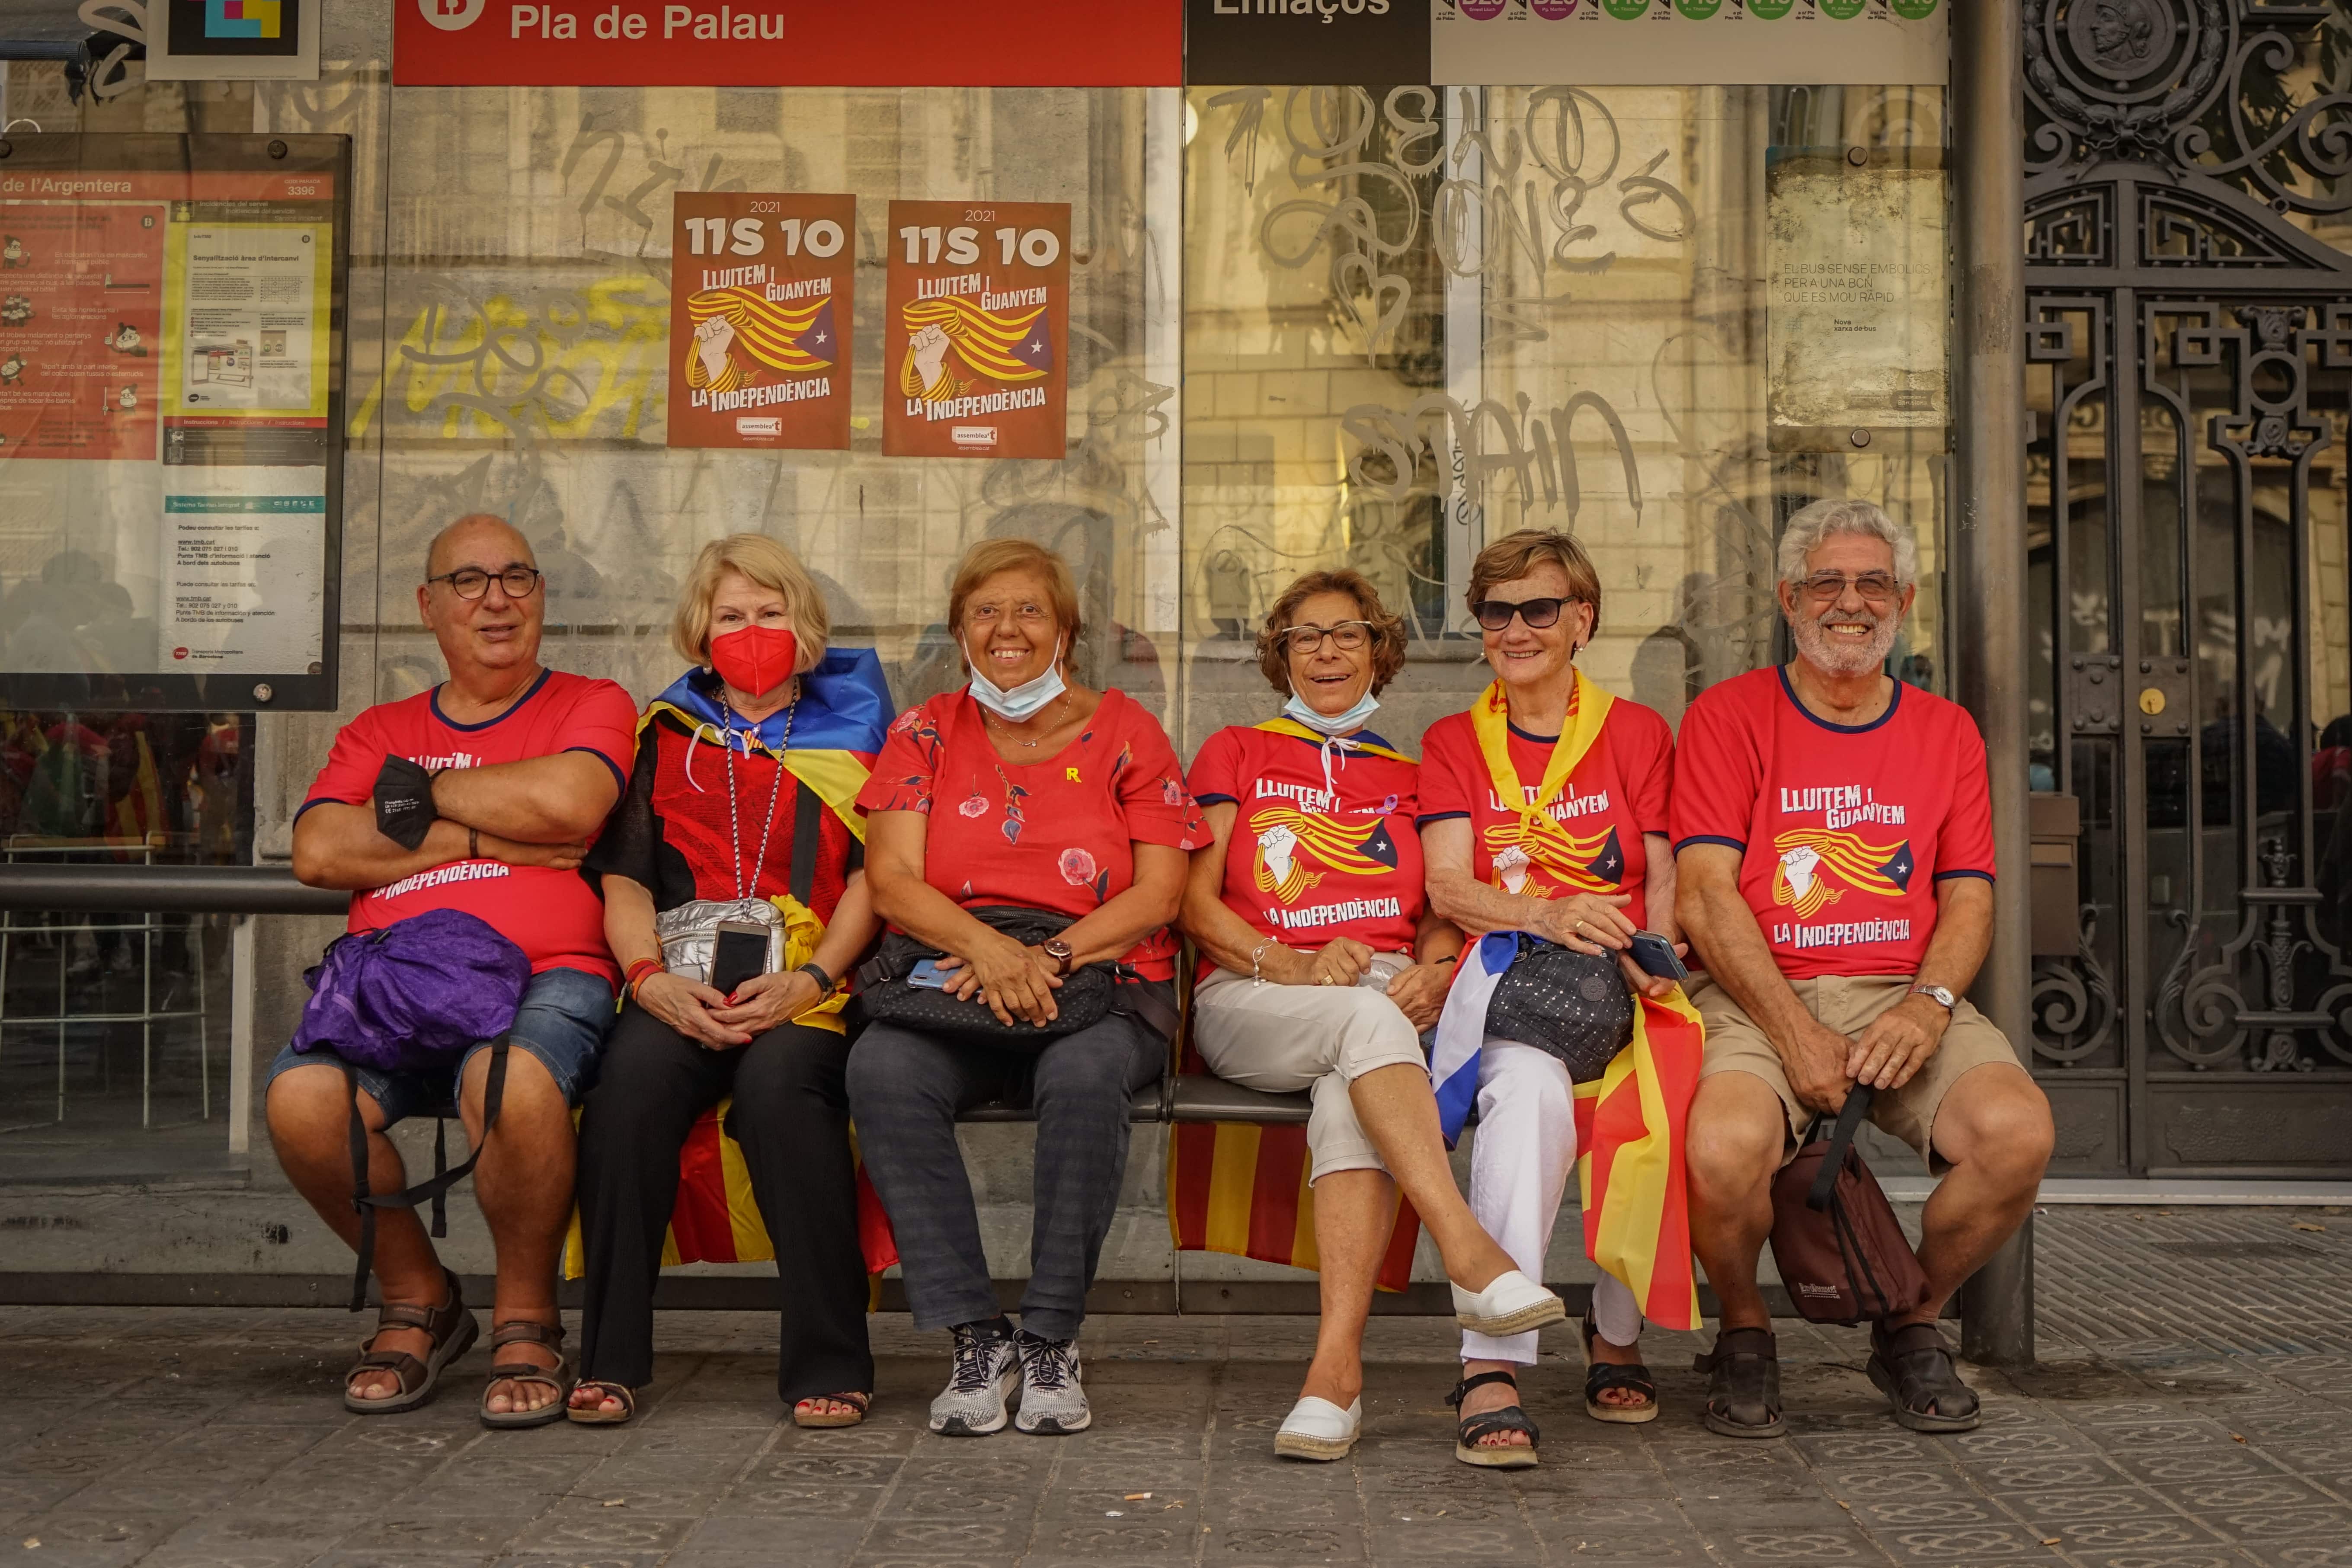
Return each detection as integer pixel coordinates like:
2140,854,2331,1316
1179,570,1563,1462
1416,530,1687,1465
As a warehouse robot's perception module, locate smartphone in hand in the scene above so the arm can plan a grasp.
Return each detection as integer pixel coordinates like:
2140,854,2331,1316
1627,930,1690,986
908,957,950,990
710,920,771,997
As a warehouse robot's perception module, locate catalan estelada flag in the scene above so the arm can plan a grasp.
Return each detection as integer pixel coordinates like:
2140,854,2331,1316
900,295,1053,402
563,644,904,1284
1165,1032,1423,1293
563,1108,899,1281
683,286,838,394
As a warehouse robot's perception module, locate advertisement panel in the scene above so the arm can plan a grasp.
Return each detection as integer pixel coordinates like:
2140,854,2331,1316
667,192,854,451
394,0,1181,86
882,200,1069,461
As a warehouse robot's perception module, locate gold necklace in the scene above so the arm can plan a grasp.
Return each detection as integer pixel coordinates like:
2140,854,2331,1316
982,690,1070,749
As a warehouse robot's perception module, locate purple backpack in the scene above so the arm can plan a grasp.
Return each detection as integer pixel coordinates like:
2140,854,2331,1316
294,907,531,1072
293,908,533,1309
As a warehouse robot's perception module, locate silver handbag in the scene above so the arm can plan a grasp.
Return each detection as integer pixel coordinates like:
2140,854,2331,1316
656,897,786,986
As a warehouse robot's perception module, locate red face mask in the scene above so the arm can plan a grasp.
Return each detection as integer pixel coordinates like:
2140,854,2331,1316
709,623,798,698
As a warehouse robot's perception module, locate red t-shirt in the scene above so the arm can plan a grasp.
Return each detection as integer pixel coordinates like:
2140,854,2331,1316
1418,691,1674,930
1188,723,1424,958
856,688,1208,980
1669,666,1995,979
301,667,638,985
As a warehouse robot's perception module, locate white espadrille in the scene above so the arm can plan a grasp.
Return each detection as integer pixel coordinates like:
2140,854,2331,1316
1451,1269,1568,1337
1273,1395,1362,1461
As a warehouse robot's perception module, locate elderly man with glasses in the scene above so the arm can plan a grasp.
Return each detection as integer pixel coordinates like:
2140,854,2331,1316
1672,498,2053,1441
268,513,637,1425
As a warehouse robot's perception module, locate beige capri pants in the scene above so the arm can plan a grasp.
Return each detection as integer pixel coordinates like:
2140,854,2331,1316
1190,954,1426,1183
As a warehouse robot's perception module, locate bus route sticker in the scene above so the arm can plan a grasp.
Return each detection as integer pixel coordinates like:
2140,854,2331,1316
882,199,1069,461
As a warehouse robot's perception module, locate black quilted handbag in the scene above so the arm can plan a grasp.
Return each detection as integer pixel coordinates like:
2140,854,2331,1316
1482,934,1634,1083
854,905,1118,1049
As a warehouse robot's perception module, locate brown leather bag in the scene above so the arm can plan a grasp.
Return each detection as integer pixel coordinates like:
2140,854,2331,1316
1767,1084,1930,1326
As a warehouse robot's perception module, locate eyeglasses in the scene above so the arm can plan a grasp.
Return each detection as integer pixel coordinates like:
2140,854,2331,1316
1471,596,1575,632
1277,620,1374,656
428,566,543,601
1795,571,1904,605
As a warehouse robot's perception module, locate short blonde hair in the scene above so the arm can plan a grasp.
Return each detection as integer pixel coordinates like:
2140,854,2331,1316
946,538,1081,670
1255,570,1408,696
1467,529,1604,640
671,534,830,670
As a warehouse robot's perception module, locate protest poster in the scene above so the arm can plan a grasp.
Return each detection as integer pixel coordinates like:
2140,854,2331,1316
882,199,1068,459
668,191,854,450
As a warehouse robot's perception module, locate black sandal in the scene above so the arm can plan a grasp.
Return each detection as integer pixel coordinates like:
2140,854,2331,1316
791,1391,871,1429
1695,1326,1784,1440
1868,1321,1981,1433
1446,1370,1540,1469
1581,1312,1658,1425
343,1267,477,1415
480,1319,575,1430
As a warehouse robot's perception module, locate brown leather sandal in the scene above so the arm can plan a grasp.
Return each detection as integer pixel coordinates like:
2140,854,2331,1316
479,1319,575,1429
343,1267,477,1415
791,1391,871,1429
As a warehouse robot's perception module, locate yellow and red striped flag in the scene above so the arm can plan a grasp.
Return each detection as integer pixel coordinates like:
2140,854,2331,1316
1572,988,1706,1331
1165,1038,1421,1293
563,1105,899,1281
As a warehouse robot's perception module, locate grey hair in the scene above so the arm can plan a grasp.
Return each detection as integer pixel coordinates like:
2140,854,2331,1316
1776,498,1918,587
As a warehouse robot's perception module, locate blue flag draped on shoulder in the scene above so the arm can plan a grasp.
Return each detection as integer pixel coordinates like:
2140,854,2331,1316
643,646,895,841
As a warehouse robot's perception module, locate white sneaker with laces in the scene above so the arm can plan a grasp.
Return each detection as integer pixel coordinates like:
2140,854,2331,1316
1011,1329,1090,1434
929,1323,1020,1437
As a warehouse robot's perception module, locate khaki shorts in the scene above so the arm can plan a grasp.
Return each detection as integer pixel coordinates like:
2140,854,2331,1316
1690,973,2024,1173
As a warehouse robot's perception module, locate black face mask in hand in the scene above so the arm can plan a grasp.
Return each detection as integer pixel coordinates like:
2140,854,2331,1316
372,756,440,851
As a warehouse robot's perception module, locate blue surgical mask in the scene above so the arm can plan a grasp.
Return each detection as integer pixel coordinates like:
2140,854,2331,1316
965,638,1069,722
1284,688,1379,736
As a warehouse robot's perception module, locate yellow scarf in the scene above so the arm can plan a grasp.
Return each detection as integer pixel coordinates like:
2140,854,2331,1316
1468,668,1614,835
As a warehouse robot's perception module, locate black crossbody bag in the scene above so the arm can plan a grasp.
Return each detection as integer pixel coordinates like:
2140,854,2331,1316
853,905,1177,1049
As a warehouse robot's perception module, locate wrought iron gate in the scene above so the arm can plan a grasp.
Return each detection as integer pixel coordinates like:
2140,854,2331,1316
2023,0,2352,1174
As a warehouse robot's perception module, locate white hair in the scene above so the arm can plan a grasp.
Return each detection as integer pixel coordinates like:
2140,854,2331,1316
1776,498,1918,587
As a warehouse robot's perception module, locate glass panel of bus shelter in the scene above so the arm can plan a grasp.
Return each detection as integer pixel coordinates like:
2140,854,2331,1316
0,59,269,1177
352,85,1173,727
0,709,252,1180
1179,83,1948,755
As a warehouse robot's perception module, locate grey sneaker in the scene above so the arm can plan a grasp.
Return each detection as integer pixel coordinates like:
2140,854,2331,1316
1012,1329,1090,1434
930,1323,1020,1437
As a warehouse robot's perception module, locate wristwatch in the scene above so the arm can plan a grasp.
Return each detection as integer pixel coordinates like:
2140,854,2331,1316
1910,983,1958,1013
1043,938,1076,976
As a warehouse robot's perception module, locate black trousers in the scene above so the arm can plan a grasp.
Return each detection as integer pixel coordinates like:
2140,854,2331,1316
845,998,1166,1343
574,1003,873,1402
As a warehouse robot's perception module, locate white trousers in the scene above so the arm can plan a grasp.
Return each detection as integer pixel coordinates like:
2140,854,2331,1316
1461,1039,1643,1364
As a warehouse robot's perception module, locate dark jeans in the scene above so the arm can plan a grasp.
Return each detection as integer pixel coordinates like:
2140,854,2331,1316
846,1001,1167,1342
574,1003,872,1403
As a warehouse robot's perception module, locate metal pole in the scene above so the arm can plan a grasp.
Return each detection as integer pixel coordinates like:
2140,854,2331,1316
1951,0,2035,1369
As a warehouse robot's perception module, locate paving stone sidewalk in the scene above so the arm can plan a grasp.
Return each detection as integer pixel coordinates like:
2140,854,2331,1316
3,1206,2352,1568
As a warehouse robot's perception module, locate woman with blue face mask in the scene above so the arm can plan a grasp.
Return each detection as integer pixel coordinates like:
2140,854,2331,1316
1178,570,1564,1463
851,538,1206,1440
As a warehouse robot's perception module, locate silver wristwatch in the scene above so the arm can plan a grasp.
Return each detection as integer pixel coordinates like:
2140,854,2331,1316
1910,983,1958,1012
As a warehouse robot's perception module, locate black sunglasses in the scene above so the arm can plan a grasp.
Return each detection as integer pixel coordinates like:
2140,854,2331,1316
1471,595,1575,632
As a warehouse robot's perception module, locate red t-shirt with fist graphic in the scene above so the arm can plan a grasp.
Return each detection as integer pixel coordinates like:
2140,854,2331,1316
1417,691,1674,931
1668,666,1996,979
1189,722,1425,958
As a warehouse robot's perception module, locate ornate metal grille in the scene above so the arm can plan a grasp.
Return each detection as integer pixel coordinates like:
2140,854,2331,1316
2025,0,2352,1173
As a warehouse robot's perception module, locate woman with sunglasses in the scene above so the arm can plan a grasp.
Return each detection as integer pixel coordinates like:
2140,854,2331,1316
1417,530,1685,1466
1181,570,1563,1462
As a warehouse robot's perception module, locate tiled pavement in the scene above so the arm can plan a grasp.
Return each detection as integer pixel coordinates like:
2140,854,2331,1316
5,1208,2352,1568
